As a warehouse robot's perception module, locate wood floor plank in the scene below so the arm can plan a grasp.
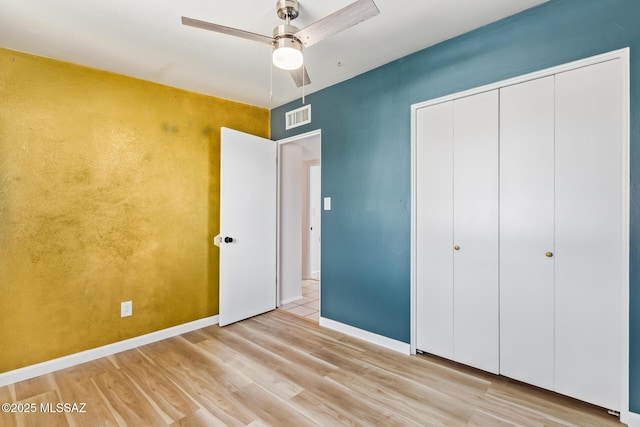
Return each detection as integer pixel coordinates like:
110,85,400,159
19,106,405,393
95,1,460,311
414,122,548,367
178,338,254,393
170,408,228,427
13,374,56,402
52,360,121,427
287,389,366,427
198,328,309,399
232,383,317,427
467,409,534,427
138,341,257,426
0,385,17,427
0,310,624,426
91,368,170,426
15,390,69,427
227,320,338,377
348,341,493,400
114,349,200,423
200,339,304,401
323,359,469,425
180,330,213,345
485,379,620,426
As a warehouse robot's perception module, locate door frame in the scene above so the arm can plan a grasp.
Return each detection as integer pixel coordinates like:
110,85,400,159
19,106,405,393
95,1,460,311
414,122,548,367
276,129,322,308
410,48,629,417
306,161,321,280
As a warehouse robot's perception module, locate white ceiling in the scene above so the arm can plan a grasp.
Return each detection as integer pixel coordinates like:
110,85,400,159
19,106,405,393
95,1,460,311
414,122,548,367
0,0,548,108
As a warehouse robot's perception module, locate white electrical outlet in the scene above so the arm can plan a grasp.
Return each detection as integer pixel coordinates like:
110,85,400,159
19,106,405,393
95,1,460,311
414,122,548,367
121,301,132,317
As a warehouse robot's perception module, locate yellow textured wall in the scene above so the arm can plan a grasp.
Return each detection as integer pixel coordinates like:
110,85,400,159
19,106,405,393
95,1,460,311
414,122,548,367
0,48,269,373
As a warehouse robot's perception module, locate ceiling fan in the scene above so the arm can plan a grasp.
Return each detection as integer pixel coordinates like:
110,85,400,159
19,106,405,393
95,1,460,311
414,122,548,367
182,0,380,88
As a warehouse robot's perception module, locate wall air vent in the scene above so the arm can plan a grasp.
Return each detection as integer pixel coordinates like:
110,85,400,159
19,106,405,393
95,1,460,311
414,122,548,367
285,104,311,130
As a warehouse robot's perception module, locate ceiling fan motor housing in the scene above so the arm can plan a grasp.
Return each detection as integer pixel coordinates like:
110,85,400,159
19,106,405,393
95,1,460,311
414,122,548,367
273,24,299,39
276,0,299,21
273,24,302,52
273,35,303,52
272,24,302,52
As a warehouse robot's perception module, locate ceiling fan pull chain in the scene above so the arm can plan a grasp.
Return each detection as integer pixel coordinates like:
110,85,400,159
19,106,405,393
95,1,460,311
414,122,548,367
302,63,305,104
270,58,274,103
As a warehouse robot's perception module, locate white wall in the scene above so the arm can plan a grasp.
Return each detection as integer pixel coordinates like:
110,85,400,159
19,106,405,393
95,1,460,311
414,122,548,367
309,164,321,279
279,143,303,304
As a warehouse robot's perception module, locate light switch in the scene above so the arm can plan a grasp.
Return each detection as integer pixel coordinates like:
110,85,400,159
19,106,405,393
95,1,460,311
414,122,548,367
323,197,331,211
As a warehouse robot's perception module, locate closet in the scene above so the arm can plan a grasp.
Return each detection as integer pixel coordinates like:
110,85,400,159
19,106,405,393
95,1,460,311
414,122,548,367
414,52,626,411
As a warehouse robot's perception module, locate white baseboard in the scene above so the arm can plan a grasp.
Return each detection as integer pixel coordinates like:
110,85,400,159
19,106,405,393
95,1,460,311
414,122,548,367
319,317,411,355
0,315,219,388
625,411,639,426
280,295,303,306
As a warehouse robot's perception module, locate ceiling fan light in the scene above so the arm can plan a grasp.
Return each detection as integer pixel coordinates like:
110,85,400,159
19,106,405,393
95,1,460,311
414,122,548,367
272,37,303,70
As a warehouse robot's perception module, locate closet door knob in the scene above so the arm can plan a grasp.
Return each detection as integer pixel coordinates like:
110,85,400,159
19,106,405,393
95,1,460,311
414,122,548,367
454,245,460,251
224,237,234,243
545,252,553,257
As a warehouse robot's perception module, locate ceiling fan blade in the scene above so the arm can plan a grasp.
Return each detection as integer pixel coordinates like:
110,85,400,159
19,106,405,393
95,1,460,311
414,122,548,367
294,0,379,48
181,16,273,45
290,66,312,87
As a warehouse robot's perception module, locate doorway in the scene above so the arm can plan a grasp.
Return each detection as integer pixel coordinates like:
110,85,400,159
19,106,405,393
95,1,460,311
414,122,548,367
277,130,321,322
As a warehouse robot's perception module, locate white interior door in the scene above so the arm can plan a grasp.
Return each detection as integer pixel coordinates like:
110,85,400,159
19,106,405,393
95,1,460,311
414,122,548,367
499,76,555,389
415,101,454,359
219,127,277,326
554,59,623,410
452,90,499,374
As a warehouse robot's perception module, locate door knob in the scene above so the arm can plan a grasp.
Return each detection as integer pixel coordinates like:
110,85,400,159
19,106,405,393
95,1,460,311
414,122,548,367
545,252,553,257
454,245,460,251
224,237,234,243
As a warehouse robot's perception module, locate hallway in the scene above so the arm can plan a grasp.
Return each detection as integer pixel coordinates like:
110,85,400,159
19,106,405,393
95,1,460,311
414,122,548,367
279,279,319,322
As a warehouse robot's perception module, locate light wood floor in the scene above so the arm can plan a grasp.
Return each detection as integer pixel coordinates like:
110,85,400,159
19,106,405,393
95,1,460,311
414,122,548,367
0,310,622,426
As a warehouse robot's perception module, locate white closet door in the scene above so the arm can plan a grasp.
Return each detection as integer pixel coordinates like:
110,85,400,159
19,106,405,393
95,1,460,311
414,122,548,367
452,91,499,374
499,77,555,389
415,101,454,359
555,59,623,410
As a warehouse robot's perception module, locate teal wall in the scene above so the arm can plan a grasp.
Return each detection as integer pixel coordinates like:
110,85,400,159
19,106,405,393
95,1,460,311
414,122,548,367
271,0,640,411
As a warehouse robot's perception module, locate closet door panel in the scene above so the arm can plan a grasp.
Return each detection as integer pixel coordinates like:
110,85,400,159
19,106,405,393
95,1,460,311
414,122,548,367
452,91,499,374
555,59,623,410
415,102,454,358
499,77,555,389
